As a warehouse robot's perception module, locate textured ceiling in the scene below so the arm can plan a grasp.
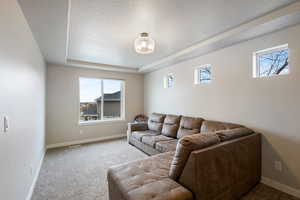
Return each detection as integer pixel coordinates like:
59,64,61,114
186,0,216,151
19,0,297,69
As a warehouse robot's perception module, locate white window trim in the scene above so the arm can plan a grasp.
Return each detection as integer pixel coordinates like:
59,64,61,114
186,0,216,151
253,44,289,78
194,64,212,84
79,119,126,126
164,73,174,88
78,77,126,125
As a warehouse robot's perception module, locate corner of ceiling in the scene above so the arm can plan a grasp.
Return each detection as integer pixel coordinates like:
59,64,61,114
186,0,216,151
139,1,300,74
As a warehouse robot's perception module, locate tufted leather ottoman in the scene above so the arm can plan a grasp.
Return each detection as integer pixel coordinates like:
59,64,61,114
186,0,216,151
107,152,193,200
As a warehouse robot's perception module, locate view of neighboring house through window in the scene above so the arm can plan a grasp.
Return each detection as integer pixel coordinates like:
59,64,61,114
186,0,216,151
79,77,123,122
194,64,212,84
103,79,122,120
253,44,289,78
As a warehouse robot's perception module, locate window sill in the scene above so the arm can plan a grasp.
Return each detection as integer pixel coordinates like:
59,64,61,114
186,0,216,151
79,118,126,126
194,82,212,85
252,73,290,79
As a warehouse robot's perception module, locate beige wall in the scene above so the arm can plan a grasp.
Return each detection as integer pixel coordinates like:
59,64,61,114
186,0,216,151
145,25,300,190
46,64,144,145
0,0,46,200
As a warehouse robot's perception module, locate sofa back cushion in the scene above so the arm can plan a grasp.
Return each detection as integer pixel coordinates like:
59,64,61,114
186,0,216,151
177,116,204,139
200,120,243,132
161,115,181,138
169,133,220,180
148,113,166,132
215,127,254,142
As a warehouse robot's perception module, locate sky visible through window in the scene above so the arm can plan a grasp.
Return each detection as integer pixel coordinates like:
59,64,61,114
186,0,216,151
199,65,211,83
103,79,121,95
80,78,121,103
258,49,289,77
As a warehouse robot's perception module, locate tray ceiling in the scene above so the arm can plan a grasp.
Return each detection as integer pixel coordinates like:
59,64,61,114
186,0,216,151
18,0,299,72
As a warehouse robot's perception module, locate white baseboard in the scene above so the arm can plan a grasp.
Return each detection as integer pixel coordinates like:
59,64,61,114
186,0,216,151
25,150,45,200
261,176,300,198
46,134,126,149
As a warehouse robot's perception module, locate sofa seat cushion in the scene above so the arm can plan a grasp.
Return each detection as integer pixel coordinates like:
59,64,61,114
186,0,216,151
141,135,173,148
156,140,178,153
107,152,193,200
200,120,243,132
169,133,221,180
129,137,161,156
162,115,181,138
124,178,193,200
108,152,174,187
215,127,254,142
177,116,203,139
131,130,159,142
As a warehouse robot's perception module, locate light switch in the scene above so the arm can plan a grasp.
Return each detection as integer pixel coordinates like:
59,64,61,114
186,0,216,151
4,116,9,133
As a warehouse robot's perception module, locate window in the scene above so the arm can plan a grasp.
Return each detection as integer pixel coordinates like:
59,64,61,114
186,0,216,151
253,44,289,78
164,74,174,88
194,64,212,84
79,77,124,123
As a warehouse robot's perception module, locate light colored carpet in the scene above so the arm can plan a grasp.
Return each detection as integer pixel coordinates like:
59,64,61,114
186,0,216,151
32,139,299,200
32,139,146,200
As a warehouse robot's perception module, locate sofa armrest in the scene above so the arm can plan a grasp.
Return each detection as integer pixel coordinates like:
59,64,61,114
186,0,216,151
128,122,148,132
127,122,148,143
179,133,261,200
169,133,220,180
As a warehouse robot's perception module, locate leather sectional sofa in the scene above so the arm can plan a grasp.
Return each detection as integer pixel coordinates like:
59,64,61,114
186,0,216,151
107,113,261,200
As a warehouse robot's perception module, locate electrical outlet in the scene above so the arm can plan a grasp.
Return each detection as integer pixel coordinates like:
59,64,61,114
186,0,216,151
3,116,9,133
0,117,3,133
79,130,83,135
0,116,9,133
275,161,282,172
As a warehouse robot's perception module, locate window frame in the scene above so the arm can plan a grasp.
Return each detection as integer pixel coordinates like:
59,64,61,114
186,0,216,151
253,44,289,78
194,64,212,84
78,76,125,125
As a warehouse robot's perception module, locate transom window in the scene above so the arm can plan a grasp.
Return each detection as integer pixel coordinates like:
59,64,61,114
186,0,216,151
79,77,124,123
164,74,174,88
253,44,289,78
194,64,212,84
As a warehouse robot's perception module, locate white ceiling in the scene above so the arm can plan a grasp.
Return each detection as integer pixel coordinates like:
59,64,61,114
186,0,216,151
18,0,68,65
18,0,299,72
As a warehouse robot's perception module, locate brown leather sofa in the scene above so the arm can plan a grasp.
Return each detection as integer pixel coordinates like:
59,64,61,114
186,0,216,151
108,113,261,200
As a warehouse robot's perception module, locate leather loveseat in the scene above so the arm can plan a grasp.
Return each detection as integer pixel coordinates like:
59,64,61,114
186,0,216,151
107,113,261,200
